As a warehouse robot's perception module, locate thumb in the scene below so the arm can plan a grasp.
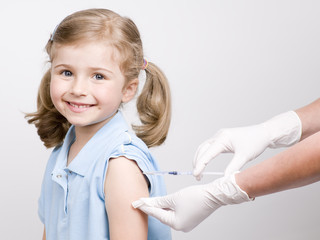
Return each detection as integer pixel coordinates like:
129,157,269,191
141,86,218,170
132,195,174,210
224,153,248,176
132,197,176,227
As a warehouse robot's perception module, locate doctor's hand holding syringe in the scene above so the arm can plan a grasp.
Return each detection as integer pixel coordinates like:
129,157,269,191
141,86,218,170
133,98,320,232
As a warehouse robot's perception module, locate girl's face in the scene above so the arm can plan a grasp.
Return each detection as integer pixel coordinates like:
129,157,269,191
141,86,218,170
50,41,137,131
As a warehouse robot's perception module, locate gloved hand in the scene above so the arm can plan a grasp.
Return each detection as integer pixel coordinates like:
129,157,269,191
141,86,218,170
193,111,301,178
132,173,253,232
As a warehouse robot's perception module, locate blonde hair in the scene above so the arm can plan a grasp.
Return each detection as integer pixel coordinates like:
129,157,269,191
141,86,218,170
26,9,171,148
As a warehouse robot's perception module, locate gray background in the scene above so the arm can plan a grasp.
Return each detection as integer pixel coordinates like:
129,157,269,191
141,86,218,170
1,0,319,239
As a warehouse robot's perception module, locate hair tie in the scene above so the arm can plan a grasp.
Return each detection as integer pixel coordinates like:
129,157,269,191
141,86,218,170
50,25,59,41
142,58,149,70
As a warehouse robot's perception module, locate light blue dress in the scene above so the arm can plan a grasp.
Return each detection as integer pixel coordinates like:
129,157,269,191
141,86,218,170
38,111,171,240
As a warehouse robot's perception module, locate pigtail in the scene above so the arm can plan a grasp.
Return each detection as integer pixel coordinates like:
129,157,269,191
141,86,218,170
25,69,70,148
133,62,171,147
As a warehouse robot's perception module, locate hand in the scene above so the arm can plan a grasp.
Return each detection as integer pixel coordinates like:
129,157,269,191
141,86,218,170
132,173,252,232
193,111,301,178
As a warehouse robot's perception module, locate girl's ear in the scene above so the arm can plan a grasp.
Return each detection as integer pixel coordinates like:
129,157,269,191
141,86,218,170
122,78,139,103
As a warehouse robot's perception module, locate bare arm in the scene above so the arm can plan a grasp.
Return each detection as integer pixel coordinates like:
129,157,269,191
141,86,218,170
42,228,46,240
105,157,149,240
239,98,320,197
296,98,320,140
237,130,320,198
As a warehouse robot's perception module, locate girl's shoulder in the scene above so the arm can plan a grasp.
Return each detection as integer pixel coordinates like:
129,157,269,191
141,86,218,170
111,131,152,159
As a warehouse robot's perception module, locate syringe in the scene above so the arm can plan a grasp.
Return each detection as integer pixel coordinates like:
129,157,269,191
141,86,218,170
143,171,224,176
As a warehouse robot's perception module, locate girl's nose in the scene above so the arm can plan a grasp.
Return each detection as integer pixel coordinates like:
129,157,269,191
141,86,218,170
70,78,88,96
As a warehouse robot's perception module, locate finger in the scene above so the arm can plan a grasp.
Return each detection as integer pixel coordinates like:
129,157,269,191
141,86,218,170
133,195,175,210
138,205,175,227
193,172,203,181
132,196,178,228
192,140,210,181
193,129,231,168
132,199,145,209
193,141,211,167
193,142,211,180
193,142,226,177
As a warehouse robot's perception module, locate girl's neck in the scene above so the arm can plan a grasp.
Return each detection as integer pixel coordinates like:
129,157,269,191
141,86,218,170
67,112,117,166
67,125,102,166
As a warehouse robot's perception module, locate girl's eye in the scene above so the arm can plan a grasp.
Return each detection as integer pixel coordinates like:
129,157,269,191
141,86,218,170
94,74,105,80
62,70,72,77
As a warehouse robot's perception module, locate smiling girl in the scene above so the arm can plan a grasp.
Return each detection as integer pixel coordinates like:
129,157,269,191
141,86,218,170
26,8,171,240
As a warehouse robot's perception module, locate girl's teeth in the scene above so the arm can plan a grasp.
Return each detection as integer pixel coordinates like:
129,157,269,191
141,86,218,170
70,102,90,108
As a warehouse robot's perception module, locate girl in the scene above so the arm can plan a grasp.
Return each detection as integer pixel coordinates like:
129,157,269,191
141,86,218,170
26,8,172,240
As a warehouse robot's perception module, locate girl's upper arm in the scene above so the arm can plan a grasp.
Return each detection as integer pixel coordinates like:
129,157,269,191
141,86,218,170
43,227,46,240
104,156,149,240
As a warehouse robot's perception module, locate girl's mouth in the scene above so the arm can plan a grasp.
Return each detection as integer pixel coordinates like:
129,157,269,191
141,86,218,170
69,102,92,108
67,101,94,113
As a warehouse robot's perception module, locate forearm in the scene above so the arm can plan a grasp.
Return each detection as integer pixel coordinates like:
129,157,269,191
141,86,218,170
236,131,320,198
295,98,320,140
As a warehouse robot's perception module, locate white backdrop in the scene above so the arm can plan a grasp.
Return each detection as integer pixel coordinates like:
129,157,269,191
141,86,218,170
1,0,319,239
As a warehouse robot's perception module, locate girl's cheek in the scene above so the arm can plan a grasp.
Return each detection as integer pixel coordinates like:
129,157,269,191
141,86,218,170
50,81,62,106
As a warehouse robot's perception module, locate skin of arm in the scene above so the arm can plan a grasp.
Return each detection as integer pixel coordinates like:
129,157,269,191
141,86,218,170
105,157,149,240
236,130,320,198
42,228,46,240
296,98,320,140
237,98,320,198
236,98,320,197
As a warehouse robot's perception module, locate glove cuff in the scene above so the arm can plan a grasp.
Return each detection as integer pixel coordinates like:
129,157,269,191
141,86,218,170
264,111,302,148
230,172,255,201
207,173,254,206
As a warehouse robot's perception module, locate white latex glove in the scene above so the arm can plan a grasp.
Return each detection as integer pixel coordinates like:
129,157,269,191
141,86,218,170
132,173,253,232
193,111,301,178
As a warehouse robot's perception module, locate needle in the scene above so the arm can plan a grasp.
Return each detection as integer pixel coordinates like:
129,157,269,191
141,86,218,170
143,171,224,176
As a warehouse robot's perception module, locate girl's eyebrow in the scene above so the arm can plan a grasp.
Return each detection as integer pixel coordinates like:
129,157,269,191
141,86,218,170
89,66,114,74
53,64,114,74
52,64,73,69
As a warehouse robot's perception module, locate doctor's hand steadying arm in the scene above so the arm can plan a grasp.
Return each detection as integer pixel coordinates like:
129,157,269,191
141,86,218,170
132,172,253,232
